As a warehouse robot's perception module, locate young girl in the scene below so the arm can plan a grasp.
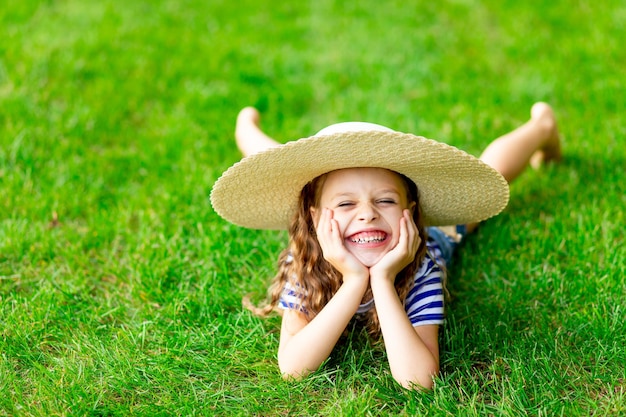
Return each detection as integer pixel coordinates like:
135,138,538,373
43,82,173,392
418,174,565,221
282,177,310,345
210,103,561,390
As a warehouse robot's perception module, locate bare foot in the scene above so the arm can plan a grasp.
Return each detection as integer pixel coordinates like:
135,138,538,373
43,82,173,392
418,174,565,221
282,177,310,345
234,107,280,157
529,102,562,169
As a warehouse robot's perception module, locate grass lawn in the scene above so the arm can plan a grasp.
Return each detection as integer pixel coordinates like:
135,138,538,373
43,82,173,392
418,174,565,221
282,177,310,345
1,0,625,415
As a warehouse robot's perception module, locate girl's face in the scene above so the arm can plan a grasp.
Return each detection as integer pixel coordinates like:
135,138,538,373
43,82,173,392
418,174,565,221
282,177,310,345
312,167,416,267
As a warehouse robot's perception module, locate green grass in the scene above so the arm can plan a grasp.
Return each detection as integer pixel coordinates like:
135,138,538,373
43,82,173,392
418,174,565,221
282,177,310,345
1,0,625,415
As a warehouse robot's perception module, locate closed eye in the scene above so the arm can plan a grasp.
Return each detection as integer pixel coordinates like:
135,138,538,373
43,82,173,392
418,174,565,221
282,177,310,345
376,199,397,205
337,201,355,207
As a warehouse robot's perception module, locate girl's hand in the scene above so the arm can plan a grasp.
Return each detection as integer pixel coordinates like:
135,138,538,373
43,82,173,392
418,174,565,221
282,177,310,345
370,209,420,282
315,208,369,282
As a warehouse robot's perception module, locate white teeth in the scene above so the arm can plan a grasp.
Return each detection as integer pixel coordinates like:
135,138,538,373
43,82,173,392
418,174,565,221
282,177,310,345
354,237,383,243
350,234,385,244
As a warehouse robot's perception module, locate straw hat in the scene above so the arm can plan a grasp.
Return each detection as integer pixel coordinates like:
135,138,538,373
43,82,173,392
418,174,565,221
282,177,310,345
210,122,509,229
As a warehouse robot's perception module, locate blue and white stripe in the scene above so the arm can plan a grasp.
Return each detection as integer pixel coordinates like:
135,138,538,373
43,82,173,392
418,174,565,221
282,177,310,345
404,239,445,325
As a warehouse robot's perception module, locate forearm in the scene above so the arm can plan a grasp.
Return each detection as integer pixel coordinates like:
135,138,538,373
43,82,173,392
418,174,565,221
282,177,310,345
371,278,439,389
278,277,367,377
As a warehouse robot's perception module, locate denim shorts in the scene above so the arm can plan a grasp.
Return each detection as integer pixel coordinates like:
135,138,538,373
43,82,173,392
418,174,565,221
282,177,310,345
426,225,467,266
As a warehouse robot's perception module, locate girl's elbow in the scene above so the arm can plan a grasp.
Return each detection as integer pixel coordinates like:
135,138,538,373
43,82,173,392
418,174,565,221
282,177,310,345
278,358,312,380
394,365,439,390
279,367,306,381
396,375,435,390
281,370,305,381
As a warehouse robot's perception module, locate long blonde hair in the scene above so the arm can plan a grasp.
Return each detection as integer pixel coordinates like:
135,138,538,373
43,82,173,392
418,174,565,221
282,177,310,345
244,170,428,338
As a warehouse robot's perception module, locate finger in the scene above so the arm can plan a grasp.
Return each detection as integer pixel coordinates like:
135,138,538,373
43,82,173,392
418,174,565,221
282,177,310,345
322,208,334,235
398,216,408,247
386,217,408,263
316,209,332,249
404,209,420,250
330,217,342,241
321,210,343,253
397,216,418,263
315,207,324,230
326,209,341,241
319,209,331,235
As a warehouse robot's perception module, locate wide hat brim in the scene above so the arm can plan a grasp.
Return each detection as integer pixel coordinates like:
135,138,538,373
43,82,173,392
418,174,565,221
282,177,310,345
211,130,509,229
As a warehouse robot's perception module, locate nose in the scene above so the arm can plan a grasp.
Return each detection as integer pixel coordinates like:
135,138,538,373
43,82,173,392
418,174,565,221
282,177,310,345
357,203,379,222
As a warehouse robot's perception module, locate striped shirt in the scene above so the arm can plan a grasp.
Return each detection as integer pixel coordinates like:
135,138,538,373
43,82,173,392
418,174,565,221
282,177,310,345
278,237,445,326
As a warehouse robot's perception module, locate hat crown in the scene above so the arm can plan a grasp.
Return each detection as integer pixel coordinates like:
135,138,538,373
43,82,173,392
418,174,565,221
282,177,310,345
315,122,394,136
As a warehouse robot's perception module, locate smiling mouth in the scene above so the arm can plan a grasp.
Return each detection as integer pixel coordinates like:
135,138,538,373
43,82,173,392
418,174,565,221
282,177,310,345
348,231,388,244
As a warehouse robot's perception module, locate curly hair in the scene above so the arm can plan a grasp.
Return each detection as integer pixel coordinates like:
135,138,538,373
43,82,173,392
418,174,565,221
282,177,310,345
244,169,429,338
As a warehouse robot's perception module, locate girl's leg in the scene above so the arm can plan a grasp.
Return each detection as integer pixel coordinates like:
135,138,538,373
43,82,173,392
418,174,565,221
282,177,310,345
465,102,561,232
235,107,281,157
478,102,561,183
